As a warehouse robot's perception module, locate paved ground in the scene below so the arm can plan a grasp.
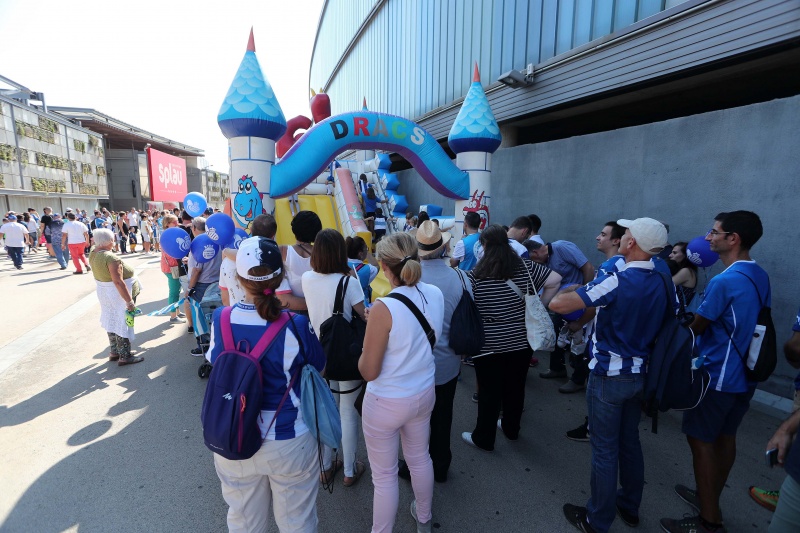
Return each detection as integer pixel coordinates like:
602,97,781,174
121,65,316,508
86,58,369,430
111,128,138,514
0,247,791,532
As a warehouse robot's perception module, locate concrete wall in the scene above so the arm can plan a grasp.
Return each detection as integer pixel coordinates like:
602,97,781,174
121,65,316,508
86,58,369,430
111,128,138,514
397,95,800,397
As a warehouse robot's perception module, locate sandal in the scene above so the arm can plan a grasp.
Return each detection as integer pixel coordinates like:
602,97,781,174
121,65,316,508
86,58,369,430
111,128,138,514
343,461,366,487
320,458,343,484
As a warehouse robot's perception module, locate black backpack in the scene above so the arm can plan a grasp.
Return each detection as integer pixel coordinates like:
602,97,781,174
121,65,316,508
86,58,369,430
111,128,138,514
721,272,776,382
643,273,711,433
318,275,366,382
448,270,484,356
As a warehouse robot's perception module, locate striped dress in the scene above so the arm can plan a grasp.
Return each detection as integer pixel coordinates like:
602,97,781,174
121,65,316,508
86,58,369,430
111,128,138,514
468,259,552,355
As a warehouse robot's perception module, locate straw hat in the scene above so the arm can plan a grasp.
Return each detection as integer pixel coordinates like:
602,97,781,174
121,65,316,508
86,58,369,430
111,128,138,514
416,220,452,258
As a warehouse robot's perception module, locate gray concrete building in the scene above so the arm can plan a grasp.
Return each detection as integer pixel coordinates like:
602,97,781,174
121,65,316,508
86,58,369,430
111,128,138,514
310,0,800,398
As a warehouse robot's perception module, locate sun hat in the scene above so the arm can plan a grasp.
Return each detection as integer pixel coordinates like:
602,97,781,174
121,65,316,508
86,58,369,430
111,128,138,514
236,236,283,281
415,220,452,258
617,217,668,255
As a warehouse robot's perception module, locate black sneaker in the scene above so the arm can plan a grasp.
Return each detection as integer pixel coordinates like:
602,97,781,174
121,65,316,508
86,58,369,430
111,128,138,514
191,347,205,357
660,515,726,533
563,504,596,533
566,417,590,442
674,484,700,513
187,326,194,334
616,503,640,527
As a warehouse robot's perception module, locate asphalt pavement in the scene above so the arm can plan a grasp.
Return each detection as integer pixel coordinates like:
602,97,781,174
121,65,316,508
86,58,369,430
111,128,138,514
0,247,790,532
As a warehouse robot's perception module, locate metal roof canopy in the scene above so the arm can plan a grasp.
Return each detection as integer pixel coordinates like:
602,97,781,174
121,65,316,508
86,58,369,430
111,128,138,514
49,107,204,157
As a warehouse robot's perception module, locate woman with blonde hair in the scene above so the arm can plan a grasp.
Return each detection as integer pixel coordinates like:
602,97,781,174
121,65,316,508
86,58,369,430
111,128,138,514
359,232,444,533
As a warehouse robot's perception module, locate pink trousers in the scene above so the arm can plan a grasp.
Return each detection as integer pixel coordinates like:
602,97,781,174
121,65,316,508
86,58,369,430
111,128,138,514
362,386,435,533
68,243,89,272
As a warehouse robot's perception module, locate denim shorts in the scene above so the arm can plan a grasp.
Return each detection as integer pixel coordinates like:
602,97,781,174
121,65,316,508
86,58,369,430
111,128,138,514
682,387,755,442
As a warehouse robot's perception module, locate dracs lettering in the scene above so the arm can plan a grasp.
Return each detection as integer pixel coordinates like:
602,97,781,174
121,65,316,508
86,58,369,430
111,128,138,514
329,116,426,146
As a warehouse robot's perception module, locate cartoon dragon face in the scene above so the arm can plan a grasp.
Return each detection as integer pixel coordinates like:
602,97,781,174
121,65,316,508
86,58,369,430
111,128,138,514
234,175,263,223
463,189,489,230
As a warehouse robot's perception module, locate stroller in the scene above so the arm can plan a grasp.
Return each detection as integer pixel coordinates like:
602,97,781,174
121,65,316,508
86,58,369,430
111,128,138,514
189,283,222,379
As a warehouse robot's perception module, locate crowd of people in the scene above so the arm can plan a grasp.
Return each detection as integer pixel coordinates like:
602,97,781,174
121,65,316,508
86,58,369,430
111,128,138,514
6,201,800,533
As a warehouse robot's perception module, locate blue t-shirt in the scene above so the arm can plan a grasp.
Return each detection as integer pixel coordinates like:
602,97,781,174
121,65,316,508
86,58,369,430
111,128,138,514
599,254,625,276
364,195,377,213
696,261,770,393
457,233,480,271
207,306,326,440
548,241,589,286
348,260,373,305
576,261,671,376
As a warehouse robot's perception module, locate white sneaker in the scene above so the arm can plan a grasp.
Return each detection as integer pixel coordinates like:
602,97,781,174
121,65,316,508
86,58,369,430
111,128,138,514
410,500,432,533
557,326,571,349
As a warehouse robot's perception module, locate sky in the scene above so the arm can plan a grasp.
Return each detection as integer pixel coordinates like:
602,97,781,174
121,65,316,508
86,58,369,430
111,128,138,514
0,0,326,172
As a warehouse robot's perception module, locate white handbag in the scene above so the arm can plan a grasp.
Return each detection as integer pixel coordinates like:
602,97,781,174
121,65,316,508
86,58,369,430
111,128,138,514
506,265,556,352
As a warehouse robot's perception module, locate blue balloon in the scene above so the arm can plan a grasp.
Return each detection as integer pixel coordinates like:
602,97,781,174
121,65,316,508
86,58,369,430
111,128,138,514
686,236,719,268
160,227,191,259
190,233,220,264
205,213,235,246
226,228,249,249
184,192,207,218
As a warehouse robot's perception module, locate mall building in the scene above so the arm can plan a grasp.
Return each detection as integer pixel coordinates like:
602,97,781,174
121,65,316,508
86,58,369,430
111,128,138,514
0,76,228,214
310,0,800,398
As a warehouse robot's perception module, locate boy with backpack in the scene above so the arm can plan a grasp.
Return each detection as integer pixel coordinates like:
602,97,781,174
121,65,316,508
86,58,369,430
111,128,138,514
661,211,770,533
550,217,671,533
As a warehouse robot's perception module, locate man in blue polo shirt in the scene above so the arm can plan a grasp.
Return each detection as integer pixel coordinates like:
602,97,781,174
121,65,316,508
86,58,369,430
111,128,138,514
528,238,595,379
552,217,671,533
661,210,769,533
450,211,481,271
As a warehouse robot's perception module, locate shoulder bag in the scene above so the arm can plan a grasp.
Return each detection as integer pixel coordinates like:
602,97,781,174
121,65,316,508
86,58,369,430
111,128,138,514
505,263,555,352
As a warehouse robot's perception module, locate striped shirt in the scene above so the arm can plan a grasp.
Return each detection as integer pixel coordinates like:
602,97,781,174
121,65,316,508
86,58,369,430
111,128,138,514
577,261,670,376
468,259,552,354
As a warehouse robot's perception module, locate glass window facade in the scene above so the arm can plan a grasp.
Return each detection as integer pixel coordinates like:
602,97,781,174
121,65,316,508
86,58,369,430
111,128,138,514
310,0,689,120
0,98,107,196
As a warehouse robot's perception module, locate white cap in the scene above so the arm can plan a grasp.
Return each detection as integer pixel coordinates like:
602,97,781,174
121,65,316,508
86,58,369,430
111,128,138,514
236,237,283,281
617,218,668,255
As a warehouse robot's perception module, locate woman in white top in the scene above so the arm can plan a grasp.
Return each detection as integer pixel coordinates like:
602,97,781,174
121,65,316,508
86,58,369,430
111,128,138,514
359,232,444,533
280,211,321,314
302,229,368,487
141,216,153,254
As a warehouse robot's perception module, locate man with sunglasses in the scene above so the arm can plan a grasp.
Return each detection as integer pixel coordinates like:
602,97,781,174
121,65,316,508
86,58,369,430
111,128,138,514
661,210,770,533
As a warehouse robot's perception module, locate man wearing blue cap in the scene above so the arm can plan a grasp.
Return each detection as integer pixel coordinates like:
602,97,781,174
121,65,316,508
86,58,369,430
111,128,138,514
0,215,31,269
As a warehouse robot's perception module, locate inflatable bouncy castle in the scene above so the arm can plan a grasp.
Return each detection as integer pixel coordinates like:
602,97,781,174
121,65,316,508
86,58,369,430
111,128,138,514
217,29,502,250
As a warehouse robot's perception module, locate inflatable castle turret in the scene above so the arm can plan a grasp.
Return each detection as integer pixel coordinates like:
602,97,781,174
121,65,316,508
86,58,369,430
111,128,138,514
217,29,286,231
448,63,502,240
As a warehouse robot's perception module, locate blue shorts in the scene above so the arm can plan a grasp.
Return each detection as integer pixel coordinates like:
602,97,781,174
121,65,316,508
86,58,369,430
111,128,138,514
682,388,754,442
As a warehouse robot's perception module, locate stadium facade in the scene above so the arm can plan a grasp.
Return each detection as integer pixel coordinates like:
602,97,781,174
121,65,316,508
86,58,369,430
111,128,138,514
310,0,800,399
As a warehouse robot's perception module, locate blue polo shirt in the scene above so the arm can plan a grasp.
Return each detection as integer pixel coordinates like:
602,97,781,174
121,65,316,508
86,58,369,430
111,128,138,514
456,233,480,271
548,241,589,286
576,261,670,376
696,260,770,393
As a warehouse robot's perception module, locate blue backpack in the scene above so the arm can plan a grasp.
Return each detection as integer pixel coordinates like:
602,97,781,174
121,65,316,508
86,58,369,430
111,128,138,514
201,309,292,460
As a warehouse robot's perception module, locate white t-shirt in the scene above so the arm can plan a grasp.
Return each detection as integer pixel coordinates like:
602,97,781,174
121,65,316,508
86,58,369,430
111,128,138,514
301,271,365,337
128,212,139,227
0,222,29,247
26,219,38,233
368,282,444,398
219,256,292,306
63,220,89,244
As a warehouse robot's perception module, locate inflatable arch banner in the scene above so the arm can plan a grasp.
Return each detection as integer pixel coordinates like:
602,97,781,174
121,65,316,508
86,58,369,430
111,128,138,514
270,111,470,200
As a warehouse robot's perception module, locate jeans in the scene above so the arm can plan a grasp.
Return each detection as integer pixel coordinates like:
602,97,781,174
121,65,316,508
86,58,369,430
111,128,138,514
362,387,435,532
771,475,800,533
472,347,532,450
430,375,458,481
53,243,68,268
7,246,23,267
586,372,645,533
322,379,362,477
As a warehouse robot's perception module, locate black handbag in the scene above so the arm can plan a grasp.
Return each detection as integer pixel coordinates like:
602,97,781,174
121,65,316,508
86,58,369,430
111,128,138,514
319,276,366,381
448,270,484,356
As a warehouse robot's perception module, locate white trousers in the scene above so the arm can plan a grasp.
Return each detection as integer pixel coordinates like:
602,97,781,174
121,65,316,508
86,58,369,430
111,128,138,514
213,431,319,533
322,379,362,477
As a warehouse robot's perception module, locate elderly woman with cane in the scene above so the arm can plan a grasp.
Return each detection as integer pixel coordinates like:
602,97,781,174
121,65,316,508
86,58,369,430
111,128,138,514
88,229,144,366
